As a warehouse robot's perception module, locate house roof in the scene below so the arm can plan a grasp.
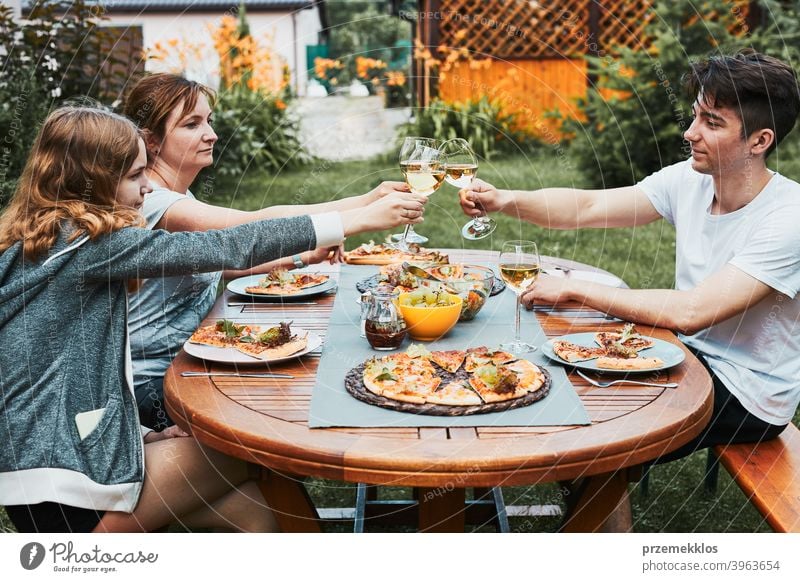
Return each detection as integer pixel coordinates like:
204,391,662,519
23,1,320,13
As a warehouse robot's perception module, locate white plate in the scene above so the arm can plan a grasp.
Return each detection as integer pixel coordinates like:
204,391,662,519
569,270,625,287
540,332,685,373
543,268,624,288
227,274,337,299
183,329,323,366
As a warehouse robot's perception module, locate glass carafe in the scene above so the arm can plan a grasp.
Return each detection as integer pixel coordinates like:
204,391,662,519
364,290,407,350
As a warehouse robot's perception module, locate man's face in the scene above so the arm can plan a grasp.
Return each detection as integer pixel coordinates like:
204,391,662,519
683,94,751,175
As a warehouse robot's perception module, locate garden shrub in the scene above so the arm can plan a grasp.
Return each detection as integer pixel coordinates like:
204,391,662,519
402,97,535,159
562,0,800,188
210,86,312,181
0,0,115,207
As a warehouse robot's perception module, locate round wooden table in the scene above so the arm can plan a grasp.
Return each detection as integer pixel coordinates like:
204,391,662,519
164,250,713,532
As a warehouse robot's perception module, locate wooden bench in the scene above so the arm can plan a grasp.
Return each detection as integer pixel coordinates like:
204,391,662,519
712,423,800,533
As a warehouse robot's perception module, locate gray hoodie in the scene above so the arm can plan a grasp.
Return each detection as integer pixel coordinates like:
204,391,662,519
0,216,316,512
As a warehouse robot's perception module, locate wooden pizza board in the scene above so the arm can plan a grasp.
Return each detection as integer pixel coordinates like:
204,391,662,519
344,363,551,417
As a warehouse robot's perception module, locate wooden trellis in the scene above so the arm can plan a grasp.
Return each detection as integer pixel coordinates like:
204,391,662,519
416,0,754,136
432,0,655,61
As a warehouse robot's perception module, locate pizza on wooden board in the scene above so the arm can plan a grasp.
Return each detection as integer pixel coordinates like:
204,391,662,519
343,241,448,265
360,345,546,407
244,269,329,295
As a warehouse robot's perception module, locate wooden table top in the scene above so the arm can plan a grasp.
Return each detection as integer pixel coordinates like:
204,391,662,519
164,250,713,489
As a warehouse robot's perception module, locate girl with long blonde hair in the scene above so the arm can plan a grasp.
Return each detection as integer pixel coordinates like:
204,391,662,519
0,106,423,532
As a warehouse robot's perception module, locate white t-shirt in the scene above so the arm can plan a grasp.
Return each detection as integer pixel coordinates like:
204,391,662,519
638,159,800,425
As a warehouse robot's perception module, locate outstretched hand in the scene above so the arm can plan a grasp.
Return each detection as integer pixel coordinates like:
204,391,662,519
520,275,575,309
367,181,410,203
302,245,343,266
459,178,507,217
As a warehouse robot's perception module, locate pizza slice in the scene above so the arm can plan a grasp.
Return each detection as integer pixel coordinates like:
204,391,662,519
594,323,654,357
425,380,482,406
189,320,258,347
429,350,466,373
235,322,307,360
505,359,546,394
596,356,665,370
551,340,605,363
464,346,516,372
363,354,441,403
244,268,328,295
467,363,527,403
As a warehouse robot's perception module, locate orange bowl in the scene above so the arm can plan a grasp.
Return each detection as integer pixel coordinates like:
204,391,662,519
397,292,463,341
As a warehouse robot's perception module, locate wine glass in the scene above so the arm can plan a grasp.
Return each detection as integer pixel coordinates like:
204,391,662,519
392,137,445,251
498,240,541,354
442,138,496,240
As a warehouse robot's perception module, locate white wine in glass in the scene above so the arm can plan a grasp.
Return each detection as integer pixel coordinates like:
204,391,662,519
498,240,540,354
444,162,478,188
391,137,440,247
393,138,443,251
441,138,496,240
401,160,447,195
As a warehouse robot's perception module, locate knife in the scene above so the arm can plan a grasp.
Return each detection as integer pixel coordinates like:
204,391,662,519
180,372,294,379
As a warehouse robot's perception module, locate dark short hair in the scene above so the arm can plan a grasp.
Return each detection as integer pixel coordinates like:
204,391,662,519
683,50,800,155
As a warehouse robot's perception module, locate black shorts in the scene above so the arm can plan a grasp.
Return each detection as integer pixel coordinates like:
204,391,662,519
5,502,105,533
653,348,788,464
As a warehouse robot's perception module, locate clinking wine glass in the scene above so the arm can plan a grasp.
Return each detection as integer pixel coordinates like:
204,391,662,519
498,240,541,354
393,137,445,251
441,138,496,240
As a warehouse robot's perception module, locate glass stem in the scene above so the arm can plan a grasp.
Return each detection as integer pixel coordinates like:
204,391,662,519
514,292,522,343
398,224,412,250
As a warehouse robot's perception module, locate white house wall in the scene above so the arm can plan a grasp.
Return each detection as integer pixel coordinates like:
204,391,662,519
103,8,321,96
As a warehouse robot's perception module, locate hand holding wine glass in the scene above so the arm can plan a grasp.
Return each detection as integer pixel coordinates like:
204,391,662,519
393,137,444,251
442,138,496,240
498,240,541,354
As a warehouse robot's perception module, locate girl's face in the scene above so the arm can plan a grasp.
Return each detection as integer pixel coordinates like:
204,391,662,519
159,93,217,173
116,139,152,209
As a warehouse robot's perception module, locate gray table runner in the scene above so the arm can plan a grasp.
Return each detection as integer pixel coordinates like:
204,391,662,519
308,264,590,428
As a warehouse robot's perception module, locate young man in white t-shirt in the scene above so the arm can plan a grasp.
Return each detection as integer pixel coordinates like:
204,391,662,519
460,51,800,461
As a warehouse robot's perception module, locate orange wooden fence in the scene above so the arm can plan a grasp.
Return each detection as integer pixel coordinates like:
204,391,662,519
416,0,752,138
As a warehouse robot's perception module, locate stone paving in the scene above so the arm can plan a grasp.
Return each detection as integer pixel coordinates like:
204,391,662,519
294,95,411,161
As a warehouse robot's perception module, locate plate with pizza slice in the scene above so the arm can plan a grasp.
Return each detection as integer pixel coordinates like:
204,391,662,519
344,345,551,416
227,270,336,299
540,325,685,373
343,241,448,265
183,320,323,365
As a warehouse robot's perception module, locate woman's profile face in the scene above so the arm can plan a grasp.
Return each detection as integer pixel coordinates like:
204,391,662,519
116,139,152,209
159,93,217,174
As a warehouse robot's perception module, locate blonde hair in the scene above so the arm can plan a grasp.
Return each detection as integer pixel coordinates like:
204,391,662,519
0,107,145,261
123,73,216,164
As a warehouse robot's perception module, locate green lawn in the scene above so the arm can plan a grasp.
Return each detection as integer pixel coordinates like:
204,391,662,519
2,145,798,533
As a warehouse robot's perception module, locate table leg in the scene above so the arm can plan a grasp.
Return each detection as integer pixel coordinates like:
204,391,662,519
256,469,322,533
417,486,466,532
560,471,632,533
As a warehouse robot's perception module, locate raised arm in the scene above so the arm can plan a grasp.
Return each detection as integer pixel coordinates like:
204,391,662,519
156,181,410,232
521,265,775,335
459,179,662,229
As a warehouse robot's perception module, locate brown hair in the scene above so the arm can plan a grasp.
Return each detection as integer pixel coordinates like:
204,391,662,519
123,73,216,163
684,50,800,156
0,107,145,261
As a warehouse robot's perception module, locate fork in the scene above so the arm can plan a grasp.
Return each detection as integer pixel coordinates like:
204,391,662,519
575,369,678,388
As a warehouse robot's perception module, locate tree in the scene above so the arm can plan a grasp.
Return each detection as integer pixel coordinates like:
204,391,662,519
563,0,800,188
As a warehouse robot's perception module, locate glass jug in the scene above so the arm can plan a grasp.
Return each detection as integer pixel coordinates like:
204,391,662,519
364,289,406,350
